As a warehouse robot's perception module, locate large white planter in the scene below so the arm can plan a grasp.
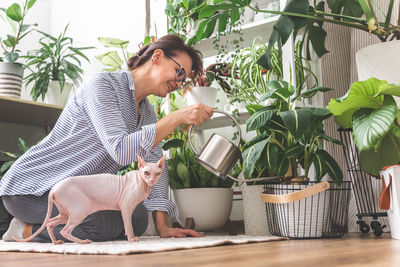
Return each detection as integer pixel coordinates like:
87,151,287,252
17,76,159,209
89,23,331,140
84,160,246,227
380,166,400,240
172,187,233,231
356,40,400,83
0,62,24,98
44,81,73,107
241,184,269,236
185,86,217,108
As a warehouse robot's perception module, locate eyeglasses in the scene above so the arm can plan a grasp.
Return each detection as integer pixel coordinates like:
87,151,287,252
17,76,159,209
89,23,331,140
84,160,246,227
165,54,187,90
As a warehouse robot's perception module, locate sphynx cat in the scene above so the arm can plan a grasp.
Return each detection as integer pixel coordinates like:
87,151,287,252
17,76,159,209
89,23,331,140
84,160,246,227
14,154,166,244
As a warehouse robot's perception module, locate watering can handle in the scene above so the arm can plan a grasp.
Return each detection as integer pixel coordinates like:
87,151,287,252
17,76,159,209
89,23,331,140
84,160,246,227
188,110,242,155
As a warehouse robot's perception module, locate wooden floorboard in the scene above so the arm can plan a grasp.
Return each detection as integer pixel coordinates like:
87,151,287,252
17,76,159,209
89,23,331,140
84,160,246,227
0,233,399,267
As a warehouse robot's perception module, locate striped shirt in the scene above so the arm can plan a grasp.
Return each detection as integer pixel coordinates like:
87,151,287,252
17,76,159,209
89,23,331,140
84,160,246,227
0,70,177,217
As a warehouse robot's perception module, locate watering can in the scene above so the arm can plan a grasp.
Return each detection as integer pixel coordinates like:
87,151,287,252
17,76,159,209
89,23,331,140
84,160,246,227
188,110,278,183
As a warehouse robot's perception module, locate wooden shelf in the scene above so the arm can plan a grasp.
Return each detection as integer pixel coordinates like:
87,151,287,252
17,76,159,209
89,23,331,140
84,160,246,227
196,111,250,130
0,96,63,128
193,16,279,58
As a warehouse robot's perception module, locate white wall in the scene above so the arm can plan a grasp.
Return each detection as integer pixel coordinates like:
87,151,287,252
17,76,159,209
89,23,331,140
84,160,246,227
1,0,167,100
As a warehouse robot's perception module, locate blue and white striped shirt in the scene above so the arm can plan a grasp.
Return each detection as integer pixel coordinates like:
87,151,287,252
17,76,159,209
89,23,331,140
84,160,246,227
0,70,177,217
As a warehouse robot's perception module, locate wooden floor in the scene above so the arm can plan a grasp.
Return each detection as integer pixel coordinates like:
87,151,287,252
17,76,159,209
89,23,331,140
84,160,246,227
0,233,399,267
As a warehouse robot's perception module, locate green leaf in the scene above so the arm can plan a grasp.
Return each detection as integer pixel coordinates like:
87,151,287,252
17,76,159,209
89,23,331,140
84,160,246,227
95,51,123,69
160,138,185,150
218,12,228,33
312,152,328,179
327,78,389,128
245,104,264,115
6,3,23,22
279,108,313,138
266,142,279,174
98,37,129,48
284,144,304,158
177,161,190,187
352,95,397,151
17,138,29,152
0,161,15,174
301,86,333,98
5,52,18,62
246,107,276,131
203,17,217,38
241,133,269,151
242,138,269,178
198,5,217,19
359,132,400,176
27,0,36,9
314,150,343,185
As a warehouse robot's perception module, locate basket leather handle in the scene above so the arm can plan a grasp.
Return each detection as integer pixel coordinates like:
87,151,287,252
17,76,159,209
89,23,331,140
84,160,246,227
260,181,330,204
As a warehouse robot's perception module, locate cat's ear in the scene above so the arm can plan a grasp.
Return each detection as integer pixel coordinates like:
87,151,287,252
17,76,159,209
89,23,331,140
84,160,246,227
157,154,167,168
137,155,146,168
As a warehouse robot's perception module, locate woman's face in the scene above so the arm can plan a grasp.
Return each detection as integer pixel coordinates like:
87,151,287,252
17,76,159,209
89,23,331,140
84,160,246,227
152,49,193,97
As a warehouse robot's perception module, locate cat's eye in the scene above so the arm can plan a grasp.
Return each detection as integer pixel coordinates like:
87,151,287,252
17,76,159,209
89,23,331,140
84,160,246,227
144,171,150,175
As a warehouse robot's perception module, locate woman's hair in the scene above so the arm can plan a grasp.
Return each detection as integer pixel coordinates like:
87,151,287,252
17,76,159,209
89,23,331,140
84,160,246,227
128,35,203,80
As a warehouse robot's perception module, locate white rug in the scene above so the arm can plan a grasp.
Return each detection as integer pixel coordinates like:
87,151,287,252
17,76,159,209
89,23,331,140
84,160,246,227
0,235,285,255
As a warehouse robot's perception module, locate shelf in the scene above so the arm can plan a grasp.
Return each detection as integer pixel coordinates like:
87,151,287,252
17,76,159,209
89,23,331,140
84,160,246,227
0,96,63,128
193,16,279,58
196,111,250,130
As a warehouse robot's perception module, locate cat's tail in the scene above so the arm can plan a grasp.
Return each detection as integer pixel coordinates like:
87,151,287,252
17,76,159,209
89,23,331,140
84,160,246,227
13,191,55,242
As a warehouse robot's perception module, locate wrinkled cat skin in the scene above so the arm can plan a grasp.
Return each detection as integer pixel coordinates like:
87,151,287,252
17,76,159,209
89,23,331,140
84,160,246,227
13,155,166,244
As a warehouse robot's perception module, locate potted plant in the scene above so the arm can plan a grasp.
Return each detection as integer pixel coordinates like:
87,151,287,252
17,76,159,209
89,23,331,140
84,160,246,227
157,92,236,231
23,24,94,106
240,78,348,238
0,0,37,98
327,78,400,176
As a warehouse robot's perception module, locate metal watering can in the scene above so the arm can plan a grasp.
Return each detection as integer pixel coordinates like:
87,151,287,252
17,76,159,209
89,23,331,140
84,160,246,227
188,110,278,183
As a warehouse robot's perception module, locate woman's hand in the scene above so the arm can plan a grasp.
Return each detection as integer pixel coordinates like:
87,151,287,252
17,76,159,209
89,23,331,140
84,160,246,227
158,226,204,238
176,103,214,126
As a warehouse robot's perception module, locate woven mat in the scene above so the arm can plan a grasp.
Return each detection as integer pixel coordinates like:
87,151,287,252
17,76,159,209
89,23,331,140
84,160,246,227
0,235,285,255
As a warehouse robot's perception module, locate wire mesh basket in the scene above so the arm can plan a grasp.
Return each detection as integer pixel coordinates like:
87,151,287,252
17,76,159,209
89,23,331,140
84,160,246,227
261,181,352,239
338,128,389,236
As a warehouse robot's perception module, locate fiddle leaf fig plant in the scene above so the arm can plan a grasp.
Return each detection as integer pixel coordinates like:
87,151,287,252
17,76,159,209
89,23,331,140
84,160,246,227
327,78,400,176
0,0,37,62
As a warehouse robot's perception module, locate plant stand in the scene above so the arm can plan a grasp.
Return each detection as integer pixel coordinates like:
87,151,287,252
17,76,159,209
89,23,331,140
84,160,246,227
338,128,389,236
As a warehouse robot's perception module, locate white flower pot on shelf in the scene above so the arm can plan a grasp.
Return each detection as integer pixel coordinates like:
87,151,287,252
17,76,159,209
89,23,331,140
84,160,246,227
44,80,73,107
380,166,400,240
0,62,24,98
172,187,233,231
185,86,217,108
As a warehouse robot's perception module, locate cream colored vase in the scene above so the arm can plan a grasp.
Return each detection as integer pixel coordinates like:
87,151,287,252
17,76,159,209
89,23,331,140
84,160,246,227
172,188,233,231
356,40,400,83
241,184,270,236
44,81,73,107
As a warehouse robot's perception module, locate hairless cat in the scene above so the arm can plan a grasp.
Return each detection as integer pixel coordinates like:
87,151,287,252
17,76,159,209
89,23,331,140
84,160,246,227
13,154,166,244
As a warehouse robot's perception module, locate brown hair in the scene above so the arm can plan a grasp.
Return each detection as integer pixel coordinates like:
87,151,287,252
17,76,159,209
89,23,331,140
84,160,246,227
128,35,203,80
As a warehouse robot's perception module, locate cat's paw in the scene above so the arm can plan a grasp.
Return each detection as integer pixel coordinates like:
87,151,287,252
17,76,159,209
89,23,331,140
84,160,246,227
128,236,140,242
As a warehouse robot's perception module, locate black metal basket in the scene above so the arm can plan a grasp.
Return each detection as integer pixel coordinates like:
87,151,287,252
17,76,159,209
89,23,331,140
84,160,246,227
338,128,388,236
262,181,351,239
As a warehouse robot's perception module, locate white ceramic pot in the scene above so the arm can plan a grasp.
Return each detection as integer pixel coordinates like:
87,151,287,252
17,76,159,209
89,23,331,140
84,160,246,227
356,40,400,83
172,187,233,231
241,184,269,236
45,81,73,107
185,86,217,108
0,62,24,98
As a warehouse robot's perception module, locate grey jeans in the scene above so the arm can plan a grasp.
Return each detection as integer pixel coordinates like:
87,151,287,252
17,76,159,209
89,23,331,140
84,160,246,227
2,192,148,243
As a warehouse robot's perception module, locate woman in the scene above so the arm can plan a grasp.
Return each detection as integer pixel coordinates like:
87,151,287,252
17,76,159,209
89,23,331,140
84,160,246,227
0,35,213,242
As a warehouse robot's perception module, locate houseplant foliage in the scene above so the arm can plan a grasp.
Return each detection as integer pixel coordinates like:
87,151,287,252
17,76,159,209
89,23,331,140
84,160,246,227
327,78,400,176
242,80,342,185
0,0,37,62
0,138,29,178
193,0,399,69
158,92,235,189
24,24,94,101
96,37,134,72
